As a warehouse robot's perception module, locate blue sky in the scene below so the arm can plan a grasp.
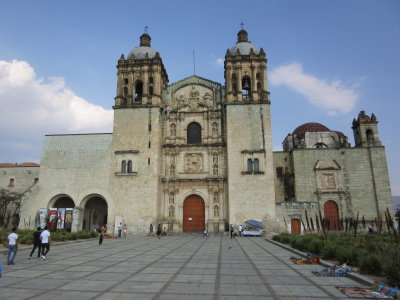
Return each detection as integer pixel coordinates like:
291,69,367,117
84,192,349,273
0,0,399,195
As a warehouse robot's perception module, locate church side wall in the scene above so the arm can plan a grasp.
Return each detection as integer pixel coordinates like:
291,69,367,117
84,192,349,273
292,147,392,220
19,134,113,229
0,166,39,193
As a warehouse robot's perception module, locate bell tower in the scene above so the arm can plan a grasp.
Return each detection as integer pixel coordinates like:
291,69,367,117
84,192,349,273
109,31,169,230
224,29,269,102
352,111,381,147
114,33,168,107
224,28,276,227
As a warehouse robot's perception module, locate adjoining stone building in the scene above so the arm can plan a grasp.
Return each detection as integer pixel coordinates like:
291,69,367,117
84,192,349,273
0,29,392,234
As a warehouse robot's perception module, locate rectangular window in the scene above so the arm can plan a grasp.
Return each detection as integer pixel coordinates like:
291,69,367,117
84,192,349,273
148,142,151,148
148,158,150,165
276,167,283,180
9,178,14,186
148,124,151,131
34,178,39,183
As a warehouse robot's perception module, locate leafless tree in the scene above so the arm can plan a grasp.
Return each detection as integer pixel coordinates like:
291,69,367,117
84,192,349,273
0,188,22,229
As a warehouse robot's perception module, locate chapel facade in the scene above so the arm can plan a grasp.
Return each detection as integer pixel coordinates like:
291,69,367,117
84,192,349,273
0,29,393,234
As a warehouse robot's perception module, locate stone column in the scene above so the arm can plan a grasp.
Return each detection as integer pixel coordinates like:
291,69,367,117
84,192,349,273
72,207,83,233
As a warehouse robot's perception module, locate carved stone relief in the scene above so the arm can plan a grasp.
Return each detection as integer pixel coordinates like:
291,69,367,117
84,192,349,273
173,86,214,111
169,192,174,204
212,122,218,137
185,153,203,173
170,123,176,137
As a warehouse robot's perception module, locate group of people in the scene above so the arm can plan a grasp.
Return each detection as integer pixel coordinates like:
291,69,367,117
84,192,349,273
226,224,244,239
0,226,51,278
149,223,167,238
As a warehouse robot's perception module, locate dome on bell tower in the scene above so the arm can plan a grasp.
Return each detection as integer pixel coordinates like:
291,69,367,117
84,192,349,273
229,29,259,55
128,33,157,59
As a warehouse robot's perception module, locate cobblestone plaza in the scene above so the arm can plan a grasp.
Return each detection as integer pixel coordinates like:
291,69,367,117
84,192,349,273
0,236,368,299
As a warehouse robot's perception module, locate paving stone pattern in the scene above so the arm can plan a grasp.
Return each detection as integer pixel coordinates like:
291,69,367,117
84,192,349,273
0,236,366,299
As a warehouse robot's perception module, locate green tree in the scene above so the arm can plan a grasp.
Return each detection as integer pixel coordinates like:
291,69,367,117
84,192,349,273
0,188,22,229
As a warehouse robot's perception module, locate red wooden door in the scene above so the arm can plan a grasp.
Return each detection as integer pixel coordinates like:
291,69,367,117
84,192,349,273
324,200,339,230
183,195,205,232
291,219,301,234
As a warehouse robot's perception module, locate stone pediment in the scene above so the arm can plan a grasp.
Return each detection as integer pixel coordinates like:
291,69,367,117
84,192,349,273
163,75,222,111
314,159,341,170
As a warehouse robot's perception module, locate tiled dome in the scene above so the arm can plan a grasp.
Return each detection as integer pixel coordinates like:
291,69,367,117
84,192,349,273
127,33,157,60
229,29,259,55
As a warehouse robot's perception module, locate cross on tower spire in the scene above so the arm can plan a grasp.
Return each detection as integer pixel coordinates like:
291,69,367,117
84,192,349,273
144,25,148,33
240,22,244,30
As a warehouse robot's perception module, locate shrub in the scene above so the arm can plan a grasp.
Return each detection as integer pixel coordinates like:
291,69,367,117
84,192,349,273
358,253,383,276
321,241,337,259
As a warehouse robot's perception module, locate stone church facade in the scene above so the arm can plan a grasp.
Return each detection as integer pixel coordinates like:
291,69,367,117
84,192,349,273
0,30,393,233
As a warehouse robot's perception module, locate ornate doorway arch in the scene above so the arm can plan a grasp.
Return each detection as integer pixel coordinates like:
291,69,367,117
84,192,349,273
183,195,205,232
324,200,339,230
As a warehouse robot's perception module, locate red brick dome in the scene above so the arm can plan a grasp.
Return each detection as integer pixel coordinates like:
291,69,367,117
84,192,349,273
293,122,330,138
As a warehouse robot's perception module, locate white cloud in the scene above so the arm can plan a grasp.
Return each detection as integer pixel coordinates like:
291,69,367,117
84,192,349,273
0,60,113,162
269,63,359,115
215,58,224,66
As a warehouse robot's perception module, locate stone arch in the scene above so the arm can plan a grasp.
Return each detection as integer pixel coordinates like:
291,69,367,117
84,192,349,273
80,194,108,231
48,194,76,209
366,129,374,142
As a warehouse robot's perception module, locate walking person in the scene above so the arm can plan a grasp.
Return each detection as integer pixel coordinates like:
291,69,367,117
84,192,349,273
149,224,154,235
40,225,51,261
203,227,208,237
99,224,106,245
157,224,162,239
230,224,235,239
238,224,243,237
118,223,122,238
7,227,18,265
123,224,128,239
29,227,42,259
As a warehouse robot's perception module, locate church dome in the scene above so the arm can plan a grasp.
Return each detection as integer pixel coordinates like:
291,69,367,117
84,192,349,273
229,30,259,55
293,122,330,138
127,33,157,60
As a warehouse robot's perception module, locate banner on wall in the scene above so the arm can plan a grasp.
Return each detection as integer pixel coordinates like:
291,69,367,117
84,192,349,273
39,208,48,229
49,208,58,230
57,208,66,230
64,208,73,231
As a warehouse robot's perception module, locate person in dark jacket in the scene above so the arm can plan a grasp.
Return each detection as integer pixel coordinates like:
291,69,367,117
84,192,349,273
29,227,42,259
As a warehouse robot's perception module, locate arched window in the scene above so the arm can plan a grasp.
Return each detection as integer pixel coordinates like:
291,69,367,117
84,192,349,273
247,159,253,172
149,77,153,84
124,78,129,84
242,76,251,98
187,122,201,144
366,129,374,142
256,73,260,79
254,158,259,172
127,160,132,173
149,86,153,96
121,160,126,173
135,81,143,102
314,143,328,148
257,82,261,91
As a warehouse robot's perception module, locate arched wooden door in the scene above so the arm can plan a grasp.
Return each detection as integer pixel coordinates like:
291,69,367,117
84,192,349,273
291,219,301,234
324,200,339,230
183,195,205,232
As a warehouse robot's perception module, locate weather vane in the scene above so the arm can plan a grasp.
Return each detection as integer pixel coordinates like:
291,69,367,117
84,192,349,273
240,22,244,30
144,25,148,33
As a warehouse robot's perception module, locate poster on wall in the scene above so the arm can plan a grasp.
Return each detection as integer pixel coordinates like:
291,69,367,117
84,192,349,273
49,208,58,230
39,208,48,229
57,208,66,230
64,208,73,231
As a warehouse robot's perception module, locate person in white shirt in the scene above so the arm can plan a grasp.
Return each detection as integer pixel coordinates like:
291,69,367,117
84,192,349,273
40,225,51,260
7,227,18,265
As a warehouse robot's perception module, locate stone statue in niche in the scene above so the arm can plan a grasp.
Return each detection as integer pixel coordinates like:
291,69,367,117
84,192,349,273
212,122,218,137
214,205,219,218
169,192,174,204
213,192,219,204
203,92,213,107
170,123,176,137
213,153,218,164
170,164,175,176
169,205,174,218
185,153,203,173
213,164,218,175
